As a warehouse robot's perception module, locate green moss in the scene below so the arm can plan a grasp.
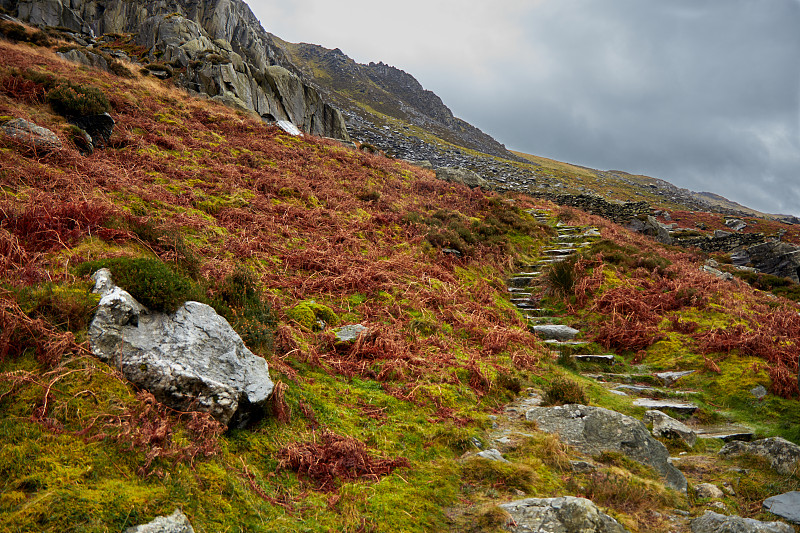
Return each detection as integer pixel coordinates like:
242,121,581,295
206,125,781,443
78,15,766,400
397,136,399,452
75,257,197,313
285,300,339,331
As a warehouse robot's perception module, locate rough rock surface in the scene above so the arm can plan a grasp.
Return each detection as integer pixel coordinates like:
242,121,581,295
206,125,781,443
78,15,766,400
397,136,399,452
434,167,488,189
1,118,62,151
731,241,800,284
531,325,580,341
719,437,800,476
333,324,368,343
88,269,274,428
525,404,687,491
624,215,673,244
498,496,629,533
690,510,793,533
15,0,349,140
124,509,194,533
763,492,800,524
644,410,697,447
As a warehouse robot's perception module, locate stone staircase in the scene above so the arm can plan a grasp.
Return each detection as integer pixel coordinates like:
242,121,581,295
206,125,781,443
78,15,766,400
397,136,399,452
505,209,756,442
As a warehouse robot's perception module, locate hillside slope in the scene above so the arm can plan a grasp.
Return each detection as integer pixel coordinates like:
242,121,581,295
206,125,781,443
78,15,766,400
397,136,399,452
0,26,799,533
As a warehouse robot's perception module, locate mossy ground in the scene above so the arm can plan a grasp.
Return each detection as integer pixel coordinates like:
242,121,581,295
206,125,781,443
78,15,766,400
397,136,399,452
0,37,798,533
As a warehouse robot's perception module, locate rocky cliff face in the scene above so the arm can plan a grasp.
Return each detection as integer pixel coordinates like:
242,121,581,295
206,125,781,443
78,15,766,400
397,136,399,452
277,42,515,159
10,0,349,139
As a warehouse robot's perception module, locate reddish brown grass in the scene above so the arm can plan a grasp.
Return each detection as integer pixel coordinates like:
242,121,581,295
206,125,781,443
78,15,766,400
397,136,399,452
278,430,409,491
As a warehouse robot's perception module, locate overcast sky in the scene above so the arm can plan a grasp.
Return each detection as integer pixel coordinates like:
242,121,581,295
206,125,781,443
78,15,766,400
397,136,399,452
248,1,800,216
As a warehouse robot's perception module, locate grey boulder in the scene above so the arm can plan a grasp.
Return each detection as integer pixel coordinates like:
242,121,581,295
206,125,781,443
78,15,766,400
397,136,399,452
88,269,274,428
499,496,629,533
125,509,194,533
691,511,793,533
435,167,489,189
719,437,800,476
1,118,62,152
644,410,697,447
526,404,687,491
763,492,800,525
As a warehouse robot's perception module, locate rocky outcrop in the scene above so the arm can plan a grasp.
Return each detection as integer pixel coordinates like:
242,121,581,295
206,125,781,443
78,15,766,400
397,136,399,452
434,167,489,189
125,509,194,533
12,0,349,140
691,511,794,533
731,242,800,283
88,269,274,428
1,118,62,152
499,496,629,533
624,215,673,244
526,404,687,491
719,437,800,476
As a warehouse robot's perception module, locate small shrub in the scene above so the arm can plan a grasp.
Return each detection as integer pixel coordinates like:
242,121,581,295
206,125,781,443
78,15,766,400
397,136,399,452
0,21,29,42
217,266,275,352
556,207,577,223
356,190,380,202
545,258,578,297
76,257,196,313
543,376,588,406
46,81,111,117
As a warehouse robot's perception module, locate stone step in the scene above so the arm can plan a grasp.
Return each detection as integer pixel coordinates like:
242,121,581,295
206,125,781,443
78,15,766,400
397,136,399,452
583,373,663,387
507,288,531,294
513,271,541,277
524,309,555,318
515,303,542,311
654,370,696,387
510,297,533,305
532,325,580,341
693,424,754,442
572,354,615,365
544,340,591,349
632,398,698,414
508,276,534,288
543,248,577,255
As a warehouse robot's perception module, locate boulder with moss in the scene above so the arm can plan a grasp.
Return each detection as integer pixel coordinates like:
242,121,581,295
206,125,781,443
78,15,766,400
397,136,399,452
285,300,339,331
498,496,629,533
526,404,687,491
88,268,274,428
690,510,793,533
719,437,800,476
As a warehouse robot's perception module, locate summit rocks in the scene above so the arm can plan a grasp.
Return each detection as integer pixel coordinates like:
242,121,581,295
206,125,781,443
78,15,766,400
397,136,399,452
14,0,349,140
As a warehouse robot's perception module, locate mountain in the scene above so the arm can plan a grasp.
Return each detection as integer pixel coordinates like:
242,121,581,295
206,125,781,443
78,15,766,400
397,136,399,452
2,13,800,533
272,39,516,159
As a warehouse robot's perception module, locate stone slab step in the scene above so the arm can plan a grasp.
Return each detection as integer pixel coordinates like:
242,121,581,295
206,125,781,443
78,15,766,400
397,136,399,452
508,276,534,288
655,370,696,386
583,373,663,386
572,354,615,365
543,248,577,255
523,309,554,318
533,325,580,341
633,398,698,414
693,424,754,442
507,288,531,294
